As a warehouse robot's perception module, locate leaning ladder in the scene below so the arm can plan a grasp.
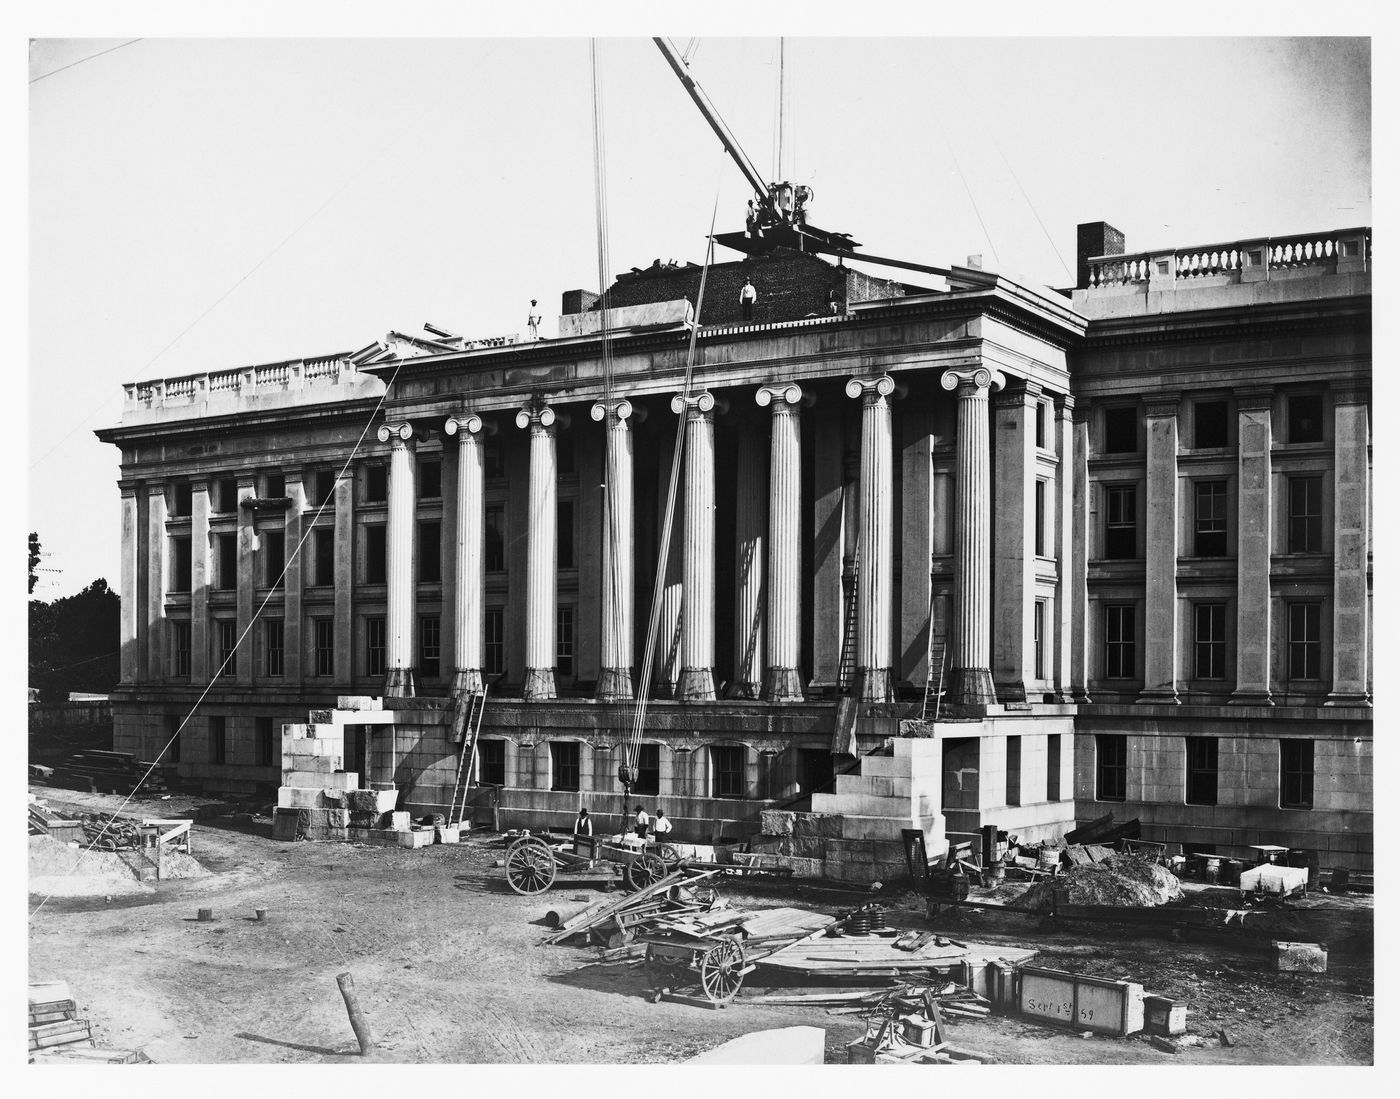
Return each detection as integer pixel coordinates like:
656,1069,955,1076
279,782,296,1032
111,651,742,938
447,686,489,827
837,545,860,694
919,583,949,723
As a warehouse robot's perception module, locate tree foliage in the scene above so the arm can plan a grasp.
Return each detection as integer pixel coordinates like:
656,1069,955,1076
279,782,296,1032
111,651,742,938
28,531,40,594
29,577,121,703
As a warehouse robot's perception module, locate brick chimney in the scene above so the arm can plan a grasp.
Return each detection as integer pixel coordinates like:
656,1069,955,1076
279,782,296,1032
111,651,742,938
1076,222,1126,289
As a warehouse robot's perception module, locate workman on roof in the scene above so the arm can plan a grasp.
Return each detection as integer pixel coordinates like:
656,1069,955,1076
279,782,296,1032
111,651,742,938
574,806,592,837
634,805,650,839
739,277,757,321
527,299,543,340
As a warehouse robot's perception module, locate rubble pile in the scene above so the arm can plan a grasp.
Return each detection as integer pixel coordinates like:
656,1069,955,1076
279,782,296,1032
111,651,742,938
1013,853,1183,911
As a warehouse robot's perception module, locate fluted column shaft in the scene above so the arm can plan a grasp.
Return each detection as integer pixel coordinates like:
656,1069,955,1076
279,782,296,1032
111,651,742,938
593,398,637,701
845,375,897,701
119,485,140,684
732,424,766,699
673,392,718,700
379,421,417,697
941,366,1005,708
516,403,560,700
446,413,486,693
759,384,805,701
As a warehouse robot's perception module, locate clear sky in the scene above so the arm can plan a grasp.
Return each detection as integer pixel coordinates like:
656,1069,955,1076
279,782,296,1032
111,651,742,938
26,24,1372,598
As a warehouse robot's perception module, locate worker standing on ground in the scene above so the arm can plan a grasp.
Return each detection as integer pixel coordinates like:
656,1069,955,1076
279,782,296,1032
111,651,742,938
634,804,650,839
652,810,673,839
574,806,592,837
739,277,757,321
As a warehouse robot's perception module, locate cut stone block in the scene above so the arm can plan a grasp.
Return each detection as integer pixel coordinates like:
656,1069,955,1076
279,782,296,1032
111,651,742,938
387,811,411,832
307,709,333,723
397,829,434,849
337,696,382,711
760,810,795,836
347,788,398,813
791,813,843,839
1273,941,1327,973
435,825,461,844
283,770,359,790
277,786,329,810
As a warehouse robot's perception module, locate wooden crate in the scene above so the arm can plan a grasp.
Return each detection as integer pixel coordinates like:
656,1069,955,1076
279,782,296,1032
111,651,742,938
1017,965,1144,1036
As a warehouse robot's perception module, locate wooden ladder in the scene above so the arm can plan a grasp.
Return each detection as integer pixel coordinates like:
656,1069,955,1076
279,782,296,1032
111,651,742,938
919,581,949,722
446,686,488,827
837,545,860,694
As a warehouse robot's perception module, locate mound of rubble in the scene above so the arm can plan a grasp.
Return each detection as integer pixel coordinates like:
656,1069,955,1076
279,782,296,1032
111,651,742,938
1012,853,1183,912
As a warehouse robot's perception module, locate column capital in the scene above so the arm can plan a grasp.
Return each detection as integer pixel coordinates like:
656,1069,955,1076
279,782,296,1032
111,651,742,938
516,402,566,430
756,383,805,409
671,391,724,417
845,374,899,400
1052,391,1076,415
144,482,167,499
1235,386,1274,413
1142,394,1182,419
993,376,1044,407
444,412,487,437
1332,381,1371,406
940,366,1006,395
377,421,414,445
591,397,644,424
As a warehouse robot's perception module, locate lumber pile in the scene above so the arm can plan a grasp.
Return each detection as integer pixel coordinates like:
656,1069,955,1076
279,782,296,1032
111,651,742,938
28,980,150,1064
844,984,994,1064
541,867,725,946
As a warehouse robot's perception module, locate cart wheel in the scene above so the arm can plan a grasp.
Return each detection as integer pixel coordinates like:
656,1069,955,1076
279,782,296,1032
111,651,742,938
505,836,557,895
625,852,667,891
698,938,746,1004
657,843,683,870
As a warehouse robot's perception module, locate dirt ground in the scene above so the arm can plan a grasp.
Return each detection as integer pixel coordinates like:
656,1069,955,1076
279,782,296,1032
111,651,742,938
27,785,1374,1065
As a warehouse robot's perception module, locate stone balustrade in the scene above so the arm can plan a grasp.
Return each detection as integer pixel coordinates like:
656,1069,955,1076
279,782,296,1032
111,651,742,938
1084,226,1370,289
125,354,364,411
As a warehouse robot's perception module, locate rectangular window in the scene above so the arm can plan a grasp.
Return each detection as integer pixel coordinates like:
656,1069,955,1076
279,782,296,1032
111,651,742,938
556,605,575,677
313,469,337,508
1047,733,1062,802
216,532,237,591
478,739,506,786
1095,734,1127,801
1104,484,1137,559
1287,393,1324,444
172,621,192,677
172,482,193,517
366,617,387,677
485,506,506,572
484,443,504,479
210,716,227,765
1005,736,1022,807
1035,401,1047,449
1103,406,1138,453
312,528,335,586
1288,602,1322,680
1194,400,1229,449
1287,476,1323,554
167,715,181,764
1193,603,1227,679
484,608,505,676
1184,737,1219,806
171,535,192,592
215,619,238,676
1280,739,1314,810
1033,600,1046,680
256,716,275,767
550,742,580,792
264,472,285,499
420,615,441,678
263,619,285,677
314,618,335,677
557,500,576,569
216,476,239,513
263,530,285,588
1194,481,1228,557
364,463,387,503
711,745,746,800
1104,604,1136,679
1034,479,1047,557
418,521,441,583
364,525,387,584
417,459,441,500
634,743,660,796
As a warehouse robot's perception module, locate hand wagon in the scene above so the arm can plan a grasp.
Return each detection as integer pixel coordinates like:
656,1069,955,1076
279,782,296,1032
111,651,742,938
503,832,670,895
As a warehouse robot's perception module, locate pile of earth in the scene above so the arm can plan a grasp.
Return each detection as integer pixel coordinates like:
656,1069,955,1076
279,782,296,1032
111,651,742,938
1011,853,1183,912
28,833,208,897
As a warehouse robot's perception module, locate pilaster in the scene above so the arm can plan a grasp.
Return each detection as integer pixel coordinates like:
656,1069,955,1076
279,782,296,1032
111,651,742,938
1328,384,1371,705
145,483,167,684
1139,395,1181,704
991,378,1041,703
190,478,211,682
235,474,256,687
119,484,141,684
1052,394,1077,702
283,472,306,685
333,470,354,684
1069,402,1092,702
1231,387,1274,705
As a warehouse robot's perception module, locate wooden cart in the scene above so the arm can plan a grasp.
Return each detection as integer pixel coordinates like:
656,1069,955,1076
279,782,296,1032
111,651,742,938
640,929,754,1005
503,833,669,895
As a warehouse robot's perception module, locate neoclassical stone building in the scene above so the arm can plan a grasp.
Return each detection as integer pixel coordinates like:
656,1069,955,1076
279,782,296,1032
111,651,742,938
96,224,1373,871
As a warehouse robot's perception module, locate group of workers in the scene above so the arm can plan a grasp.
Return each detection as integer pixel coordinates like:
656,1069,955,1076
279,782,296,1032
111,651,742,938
571,805,674,841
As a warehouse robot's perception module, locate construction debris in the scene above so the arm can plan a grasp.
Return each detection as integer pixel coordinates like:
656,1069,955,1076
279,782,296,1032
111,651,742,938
1013,853,1183,911
1273,940,1328,973
28,980,150,1064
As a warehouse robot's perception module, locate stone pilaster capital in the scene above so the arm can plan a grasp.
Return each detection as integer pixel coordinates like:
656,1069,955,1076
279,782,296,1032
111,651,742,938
119,481,141,499
1053,391,1076,416
671,391,724,418
515,403,567,431
1332,382,1371,407
444,412,487,438
993,377,1044,407
756,383,807,410
591,397,644,425
1234,386,1274,413
145,482,167,499
377,421,415,446
939,366,1006,396
1142,395,1182,419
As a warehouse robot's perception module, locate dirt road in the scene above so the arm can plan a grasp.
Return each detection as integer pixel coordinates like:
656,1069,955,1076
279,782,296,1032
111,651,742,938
27,787,1372,1065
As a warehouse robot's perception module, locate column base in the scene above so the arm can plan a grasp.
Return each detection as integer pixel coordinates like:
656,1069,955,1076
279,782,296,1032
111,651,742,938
1325,691,1371,707
1050,689,1076,704
1137,688,1181,705
523,667,556,701
677,668,716,701
727,680,762,701
856,667,894,703
596,668,634,702
652,679,678,701
383,667,415,698
762,667,805,703
945,667,996,709
451,669,485,694
1229,689,1274,706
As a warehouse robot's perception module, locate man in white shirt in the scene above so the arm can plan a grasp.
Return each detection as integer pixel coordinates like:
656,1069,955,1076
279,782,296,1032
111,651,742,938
633,805,650,839
739,278,757,321
652,810,673,838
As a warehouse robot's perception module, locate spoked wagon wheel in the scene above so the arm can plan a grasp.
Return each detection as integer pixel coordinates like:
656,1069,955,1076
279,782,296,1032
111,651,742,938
657,843,684,870
625,852,667,891
698,938,746,1004
505,836,557,895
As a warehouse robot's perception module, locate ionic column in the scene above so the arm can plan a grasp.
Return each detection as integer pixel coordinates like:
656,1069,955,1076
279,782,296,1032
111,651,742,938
445,413,488,693
378,421,417,698
758,383,805,701
940,366,1005,708
144,483,168,683
1052,394,1077,702
1328,386,1371,705
592,398,638,701
845,374,898,702
119,484,140,684
1231,388,1273,705
731,419,766,699
516,402,561,701
672,391,718,701
1139,397,1181,703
